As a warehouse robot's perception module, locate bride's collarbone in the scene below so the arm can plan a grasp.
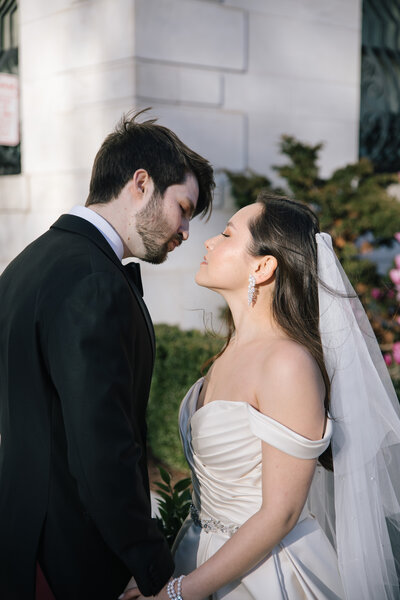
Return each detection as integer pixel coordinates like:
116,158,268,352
199,335,296,411
198,367,257,411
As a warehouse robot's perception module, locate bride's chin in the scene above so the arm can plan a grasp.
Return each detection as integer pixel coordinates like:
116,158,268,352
195,270,205,284
195,276,207,288
195,272,213,289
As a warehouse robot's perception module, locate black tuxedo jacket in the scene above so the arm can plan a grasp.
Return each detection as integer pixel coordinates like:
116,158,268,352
0,215,174,600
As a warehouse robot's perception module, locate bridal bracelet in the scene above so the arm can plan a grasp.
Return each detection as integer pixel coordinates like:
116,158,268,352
167,575,185,600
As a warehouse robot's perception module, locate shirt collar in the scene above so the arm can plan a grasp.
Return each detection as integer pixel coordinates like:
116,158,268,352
69,205,124,262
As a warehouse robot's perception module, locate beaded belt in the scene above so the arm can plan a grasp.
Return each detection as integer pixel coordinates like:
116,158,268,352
190,503,239,536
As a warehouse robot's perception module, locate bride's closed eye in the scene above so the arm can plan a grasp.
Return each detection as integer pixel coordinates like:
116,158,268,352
221,232,230,238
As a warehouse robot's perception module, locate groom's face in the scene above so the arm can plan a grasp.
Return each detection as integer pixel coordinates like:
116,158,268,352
136,172,199,264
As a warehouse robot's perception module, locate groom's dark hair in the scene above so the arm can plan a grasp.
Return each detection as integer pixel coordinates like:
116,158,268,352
86,108,214,219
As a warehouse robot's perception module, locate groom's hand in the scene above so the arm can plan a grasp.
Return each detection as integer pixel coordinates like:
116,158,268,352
120,590,142,600
118,577,142,600
118,587,142,600
129,581,171,600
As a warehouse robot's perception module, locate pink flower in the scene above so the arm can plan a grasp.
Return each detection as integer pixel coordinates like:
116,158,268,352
393,342,400,365
384,353,393,366
396,316,400,325
389,269,400,286
395,232,400,243
387,289,395,299
395,255,400,270
371,288,382,300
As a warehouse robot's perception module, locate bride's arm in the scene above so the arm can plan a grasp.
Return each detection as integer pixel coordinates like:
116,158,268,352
134,344,326,600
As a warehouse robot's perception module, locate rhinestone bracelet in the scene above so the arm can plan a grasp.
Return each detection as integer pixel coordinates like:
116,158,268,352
190,503,239,536
166,575,185,600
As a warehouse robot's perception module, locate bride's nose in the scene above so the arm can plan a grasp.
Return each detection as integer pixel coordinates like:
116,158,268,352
205,237,214,250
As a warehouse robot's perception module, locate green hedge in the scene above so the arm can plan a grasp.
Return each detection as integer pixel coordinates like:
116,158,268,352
147,324,223,470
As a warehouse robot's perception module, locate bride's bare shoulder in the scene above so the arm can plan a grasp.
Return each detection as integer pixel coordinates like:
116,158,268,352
261,338,320,376
254,338,326,440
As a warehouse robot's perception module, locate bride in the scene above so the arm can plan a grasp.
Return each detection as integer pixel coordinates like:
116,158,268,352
127,194,400,599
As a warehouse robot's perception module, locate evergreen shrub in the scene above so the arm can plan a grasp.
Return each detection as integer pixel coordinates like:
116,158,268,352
147,324,223,470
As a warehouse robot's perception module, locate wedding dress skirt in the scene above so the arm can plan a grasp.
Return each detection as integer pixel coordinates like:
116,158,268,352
173,378,344,599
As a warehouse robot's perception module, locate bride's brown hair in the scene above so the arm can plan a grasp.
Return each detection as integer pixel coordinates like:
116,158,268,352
207,193,333,470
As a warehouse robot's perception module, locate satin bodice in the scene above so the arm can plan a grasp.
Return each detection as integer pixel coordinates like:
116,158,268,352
179,377,332,528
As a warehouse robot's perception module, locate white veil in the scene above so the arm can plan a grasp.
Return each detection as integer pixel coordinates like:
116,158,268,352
307,233,400,599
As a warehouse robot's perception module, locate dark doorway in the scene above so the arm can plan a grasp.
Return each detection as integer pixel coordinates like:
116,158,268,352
359,0,400,173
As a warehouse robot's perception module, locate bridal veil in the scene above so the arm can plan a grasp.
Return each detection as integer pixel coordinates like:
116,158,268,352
308,233,400,599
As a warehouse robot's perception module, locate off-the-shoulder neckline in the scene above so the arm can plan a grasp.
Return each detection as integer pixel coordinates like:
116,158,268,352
190,377,331,444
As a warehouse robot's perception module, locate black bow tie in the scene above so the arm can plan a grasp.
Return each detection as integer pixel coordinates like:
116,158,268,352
124,262,143,297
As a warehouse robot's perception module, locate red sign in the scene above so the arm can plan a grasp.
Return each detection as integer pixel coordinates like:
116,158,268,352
0,73,19,146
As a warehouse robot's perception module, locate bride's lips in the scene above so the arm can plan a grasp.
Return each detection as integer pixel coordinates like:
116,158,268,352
200,256,208,265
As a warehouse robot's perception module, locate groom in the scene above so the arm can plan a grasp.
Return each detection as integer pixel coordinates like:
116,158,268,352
0,110,214,600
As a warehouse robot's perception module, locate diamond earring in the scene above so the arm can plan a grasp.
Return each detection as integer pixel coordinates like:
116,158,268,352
248,274,256,306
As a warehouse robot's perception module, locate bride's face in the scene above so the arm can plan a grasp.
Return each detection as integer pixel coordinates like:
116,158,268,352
196,203,262,295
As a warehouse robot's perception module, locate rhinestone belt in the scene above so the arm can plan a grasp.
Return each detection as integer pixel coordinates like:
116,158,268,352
190,503,239,536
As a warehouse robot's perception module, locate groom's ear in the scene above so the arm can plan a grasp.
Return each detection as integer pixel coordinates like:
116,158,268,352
129,169,152,205
254,255,277,284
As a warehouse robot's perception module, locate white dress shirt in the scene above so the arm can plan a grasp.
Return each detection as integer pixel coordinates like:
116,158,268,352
69,205,124,261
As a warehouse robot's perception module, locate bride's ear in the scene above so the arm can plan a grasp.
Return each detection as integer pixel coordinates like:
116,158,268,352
254,255,277,284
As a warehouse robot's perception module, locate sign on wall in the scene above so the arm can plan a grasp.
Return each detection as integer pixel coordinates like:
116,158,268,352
0,72,19,146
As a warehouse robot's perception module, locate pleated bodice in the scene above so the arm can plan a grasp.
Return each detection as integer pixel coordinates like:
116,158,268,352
179,377,332,528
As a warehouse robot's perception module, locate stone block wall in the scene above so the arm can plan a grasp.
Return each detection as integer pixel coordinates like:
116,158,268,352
0,0,362,329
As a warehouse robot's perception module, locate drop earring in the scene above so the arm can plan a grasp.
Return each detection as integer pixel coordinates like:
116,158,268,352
248,274,256,306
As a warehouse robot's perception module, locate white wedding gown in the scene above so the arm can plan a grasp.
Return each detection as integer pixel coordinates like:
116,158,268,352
173,378,344,599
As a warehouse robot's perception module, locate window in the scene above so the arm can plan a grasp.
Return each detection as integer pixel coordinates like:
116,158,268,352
0,0,20,175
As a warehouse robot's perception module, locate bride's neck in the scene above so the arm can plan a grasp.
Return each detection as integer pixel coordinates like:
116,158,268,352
224,292,280,346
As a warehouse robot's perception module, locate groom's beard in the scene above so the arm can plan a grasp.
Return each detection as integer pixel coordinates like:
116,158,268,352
136,192,182,264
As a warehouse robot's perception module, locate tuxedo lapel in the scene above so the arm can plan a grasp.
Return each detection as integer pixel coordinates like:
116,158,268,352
51,214,156,362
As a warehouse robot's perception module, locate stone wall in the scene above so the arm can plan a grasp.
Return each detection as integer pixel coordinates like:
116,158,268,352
0,0,362,329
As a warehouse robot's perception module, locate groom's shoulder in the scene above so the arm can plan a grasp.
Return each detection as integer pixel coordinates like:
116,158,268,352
42,228,121,288
1,219,123,299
